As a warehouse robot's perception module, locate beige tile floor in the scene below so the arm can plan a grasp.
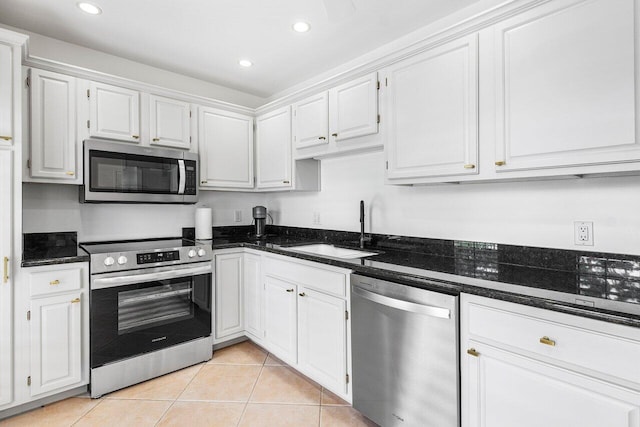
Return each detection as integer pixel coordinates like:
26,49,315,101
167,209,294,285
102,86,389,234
0,341,377,427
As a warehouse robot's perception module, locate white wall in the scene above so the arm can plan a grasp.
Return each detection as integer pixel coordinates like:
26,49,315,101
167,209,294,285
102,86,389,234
23,154,640,255
22,183,265,242
261,151,640,256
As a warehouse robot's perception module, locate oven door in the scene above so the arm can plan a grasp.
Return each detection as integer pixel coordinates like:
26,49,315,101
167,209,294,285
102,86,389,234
90,263,212,368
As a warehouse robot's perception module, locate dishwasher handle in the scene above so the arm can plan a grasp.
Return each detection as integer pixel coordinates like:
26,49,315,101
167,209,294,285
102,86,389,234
352,285,451,319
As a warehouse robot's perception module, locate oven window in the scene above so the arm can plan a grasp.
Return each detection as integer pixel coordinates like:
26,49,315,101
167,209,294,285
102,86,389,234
118,282,193,334
89,150,179,194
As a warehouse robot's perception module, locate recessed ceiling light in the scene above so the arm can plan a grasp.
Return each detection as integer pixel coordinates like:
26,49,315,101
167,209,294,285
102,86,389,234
292,22,311,33
77,2,102,15
238,59,253,68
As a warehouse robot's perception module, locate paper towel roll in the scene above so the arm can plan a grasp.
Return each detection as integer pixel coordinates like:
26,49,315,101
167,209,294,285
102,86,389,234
195,208,212,240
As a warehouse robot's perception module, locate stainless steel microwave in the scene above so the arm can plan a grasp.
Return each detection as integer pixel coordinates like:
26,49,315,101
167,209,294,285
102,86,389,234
81,139,198,204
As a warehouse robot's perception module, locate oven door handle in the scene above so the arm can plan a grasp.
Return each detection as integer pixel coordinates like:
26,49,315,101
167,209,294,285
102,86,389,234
91,264,212,290
178,159,186,195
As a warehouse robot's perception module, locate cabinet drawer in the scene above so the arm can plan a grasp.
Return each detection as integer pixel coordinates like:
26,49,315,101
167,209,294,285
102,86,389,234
29,266,83,297
264,257,347,297
467,301,640,385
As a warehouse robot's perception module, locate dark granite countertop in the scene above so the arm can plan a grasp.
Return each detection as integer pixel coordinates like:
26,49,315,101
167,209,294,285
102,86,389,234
207,226,640,328
22,232,89,267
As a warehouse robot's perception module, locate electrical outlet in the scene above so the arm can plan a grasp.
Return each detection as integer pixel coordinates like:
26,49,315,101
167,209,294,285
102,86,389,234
234,210,242,223
574,221,594,246
313,212,321,225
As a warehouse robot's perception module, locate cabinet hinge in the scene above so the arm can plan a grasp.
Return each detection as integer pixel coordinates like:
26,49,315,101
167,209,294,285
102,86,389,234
189,110,192,118
27,310,30,321
87,120,90,129
385,77,388,87
190,136,192,143
346,373,349,384
26,159,30,169
345,310,349,320
377,80,380,90
377,114,380,124
385,160,388,170
87,89,90,99
25,76,30,88
27,376,31,386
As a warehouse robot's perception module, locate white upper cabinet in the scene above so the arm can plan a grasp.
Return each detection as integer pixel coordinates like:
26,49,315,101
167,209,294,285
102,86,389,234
0,43,13,147
89,81,140,143
256,106,292,189
149,94,190,149
198,106,254,189
293,92,328,149
492,0,640,172
329,73,379,142
293,72,381,159
383,34,479,181
28,69,78,181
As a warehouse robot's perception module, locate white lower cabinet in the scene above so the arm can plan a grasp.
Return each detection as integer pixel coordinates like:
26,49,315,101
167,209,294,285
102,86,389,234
263,254,351,401
25,263,89,399
298,286,348,395
29,292,82,396
263,275,298,365
214,251,244,343
243,252,263,341
461,293,640,427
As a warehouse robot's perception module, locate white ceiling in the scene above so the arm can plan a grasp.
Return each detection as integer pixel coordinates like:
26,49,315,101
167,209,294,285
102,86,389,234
0,0,480,98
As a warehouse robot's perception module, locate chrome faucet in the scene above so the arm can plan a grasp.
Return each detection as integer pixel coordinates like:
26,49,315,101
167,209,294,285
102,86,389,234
359,200,371,248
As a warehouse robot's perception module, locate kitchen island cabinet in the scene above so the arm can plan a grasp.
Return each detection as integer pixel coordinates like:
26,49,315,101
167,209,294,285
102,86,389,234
461,293,640,427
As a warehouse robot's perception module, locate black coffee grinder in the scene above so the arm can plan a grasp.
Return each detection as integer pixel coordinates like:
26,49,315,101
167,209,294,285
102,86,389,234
252,206,267,238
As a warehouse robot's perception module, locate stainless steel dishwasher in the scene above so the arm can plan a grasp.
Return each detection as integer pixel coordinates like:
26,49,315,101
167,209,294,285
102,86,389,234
351,274,459,427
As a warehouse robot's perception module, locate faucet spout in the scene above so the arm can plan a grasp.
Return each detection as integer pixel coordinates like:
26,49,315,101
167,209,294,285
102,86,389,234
359,200,370,248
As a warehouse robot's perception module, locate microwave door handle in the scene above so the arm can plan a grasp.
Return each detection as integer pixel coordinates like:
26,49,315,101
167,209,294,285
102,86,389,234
178,159,186,194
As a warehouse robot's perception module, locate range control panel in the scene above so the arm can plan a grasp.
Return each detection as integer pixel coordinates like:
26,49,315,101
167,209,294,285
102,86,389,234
137,250,180,264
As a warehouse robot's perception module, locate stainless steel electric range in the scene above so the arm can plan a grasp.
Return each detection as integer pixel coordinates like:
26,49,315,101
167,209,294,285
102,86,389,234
80,238,213,398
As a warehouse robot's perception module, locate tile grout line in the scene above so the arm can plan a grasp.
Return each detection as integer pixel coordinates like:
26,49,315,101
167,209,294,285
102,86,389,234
70,397,105,426
235,351,269,426
153,361,205,426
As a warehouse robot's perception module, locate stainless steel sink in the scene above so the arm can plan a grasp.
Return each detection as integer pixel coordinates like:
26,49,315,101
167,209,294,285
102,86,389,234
283,244,377,259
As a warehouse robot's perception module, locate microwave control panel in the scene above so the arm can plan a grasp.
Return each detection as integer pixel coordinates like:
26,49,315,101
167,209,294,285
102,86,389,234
137,250,180,264
184,160,197,195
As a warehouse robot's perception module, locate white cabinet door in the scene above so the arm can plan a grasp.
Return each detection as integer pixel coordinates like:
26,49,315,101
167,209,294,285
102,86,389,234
215,253,243,341
89,82,140,142
198,106,254,189
264,275,297,364
329,73,378,142
244,253,263,340
462,343,640,427
29,293,82,397
492,0,640,172
0,150,12,406
383,34,478,180
256,106,292,189
29,69,77,181
0,43,13,147
297,287,348,396
293,92,328,149
149,94,190,149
